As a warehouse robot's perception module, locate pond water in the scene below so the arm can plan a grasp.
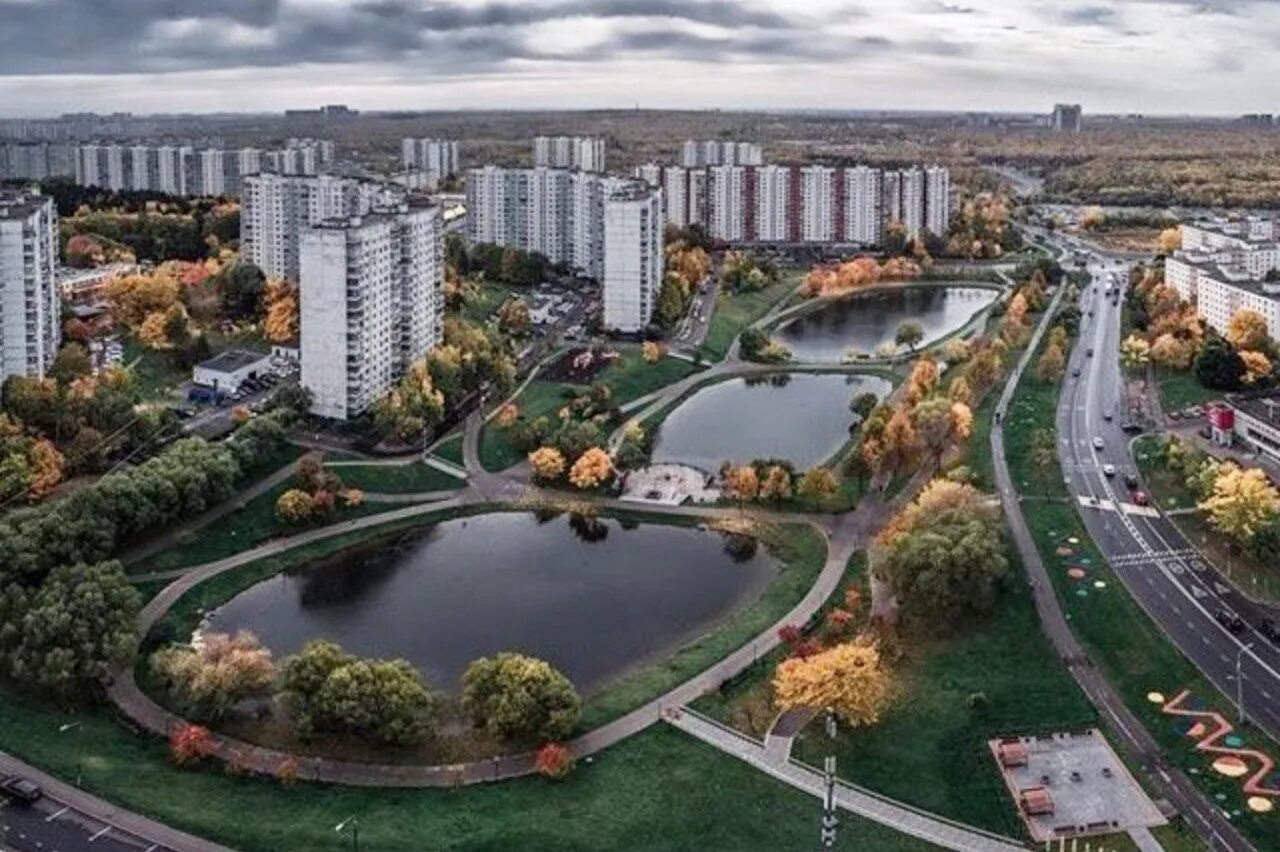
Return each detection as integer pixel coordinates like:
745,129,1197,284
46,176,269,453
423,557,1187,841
774,286,998,363
650,372,892,472
202,512,777,694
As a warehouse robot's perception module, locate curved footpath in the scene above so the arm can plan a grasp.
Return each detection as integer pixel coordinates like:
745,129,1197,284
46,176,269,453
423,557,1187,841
991,281,1256,851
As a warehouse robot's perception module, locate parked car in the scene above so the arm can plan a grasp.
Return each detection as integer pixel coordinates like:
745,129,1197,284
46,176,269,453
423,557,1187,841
1103,411,1113,422
1215,609,1245,634
1072,367,1082,377
1132,490,1150,507
1261,618,1280,643
1102,463,1117,477
1086,348,1094,357
1093,437,1105,450
0,775,43,804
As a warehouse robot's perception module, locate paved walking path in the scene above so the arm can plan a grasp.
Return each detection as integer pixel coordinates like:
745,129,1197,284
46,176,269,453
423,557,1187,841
665,708,1027,852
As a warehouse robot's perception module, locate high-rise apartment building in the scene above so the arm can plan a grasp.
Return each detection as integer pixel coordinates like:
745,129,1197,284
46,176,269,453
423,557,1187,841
680,140,764,167
0,190,60,379
843,166,882,245
925,166,951,237
401,138,460,183
300,200,443,420
532,136,607,172
0,142,76,181
70,140,332,197
603,184,664,334
240,173,401,283
1051,104,1083,133
708,165,747,242
754,165,792,243
800,165,836,244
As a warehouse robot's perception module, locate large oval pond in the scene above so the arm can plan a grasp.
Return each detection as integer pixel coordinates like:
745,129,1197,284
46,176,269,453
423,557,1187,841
202,512,777,694
775,285,998,363
650,372,892,472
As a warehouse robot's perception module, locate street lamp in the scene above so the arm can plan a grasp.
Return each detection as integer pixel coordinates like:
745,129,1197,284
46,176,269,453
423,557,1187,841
1236,644,1255,727
58,721,83,787
335,816,360,852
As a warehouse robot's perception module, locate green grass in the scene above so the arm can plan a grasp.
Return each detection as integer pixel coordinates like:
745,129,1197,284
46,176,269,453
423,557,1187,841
578,522,827,729
129,480,397,575
1006,334,1280,849
458,280,520,325
124,339,189,400
1156,368,1221,413
325,461,466,494
0,691,940,852
430,433,465,467
480,352,702,472
699,274,802,362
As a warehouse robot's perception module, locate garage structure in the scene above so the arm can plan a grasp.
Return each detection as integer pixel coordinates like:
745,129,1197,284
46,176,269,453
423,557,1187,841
192,349,272,393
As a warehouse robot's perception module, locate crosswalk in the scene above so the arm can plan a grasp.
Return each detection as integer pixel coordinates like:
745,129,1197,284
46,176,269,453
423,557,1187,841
1075,495,1160,518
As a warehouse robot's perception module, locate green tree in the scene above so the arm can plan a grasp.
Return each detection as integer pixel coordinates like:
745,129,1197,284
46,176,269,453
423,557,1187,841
462,652,581,742
1195,335,1246,391
895,320,925,352
48,343,92,384
218,261,267,321
849,392,879,425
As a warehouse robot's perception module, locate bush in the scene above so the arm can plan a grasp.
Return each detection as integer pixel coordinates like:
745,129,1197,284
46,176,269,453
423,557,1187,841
462,652,581,743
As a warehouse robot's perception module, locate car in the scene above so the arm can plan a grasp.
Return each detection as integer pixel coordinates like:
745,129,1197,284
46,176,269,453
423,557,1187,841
0,775,43,804
1132,490,1150,506
1121,422,1145,435
1103,411,1114,422
1102,463,1117,477
1093,437,1105,450
1261,618,1280,643
1215,609,1245,634
1071,367,1081,377
1087,347,1094,357
1124,474,1139,489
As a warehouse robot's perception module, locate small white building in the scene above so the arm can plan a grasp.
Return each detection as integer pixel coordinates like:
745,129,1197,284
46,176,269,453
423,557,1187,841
192,349,272,393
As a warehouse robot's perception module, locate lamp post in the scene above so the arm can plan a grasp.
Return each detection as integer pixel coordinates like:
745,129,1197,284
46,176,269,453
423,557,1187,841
335,816,360,852
58,721,83,787
1236,643,1254,727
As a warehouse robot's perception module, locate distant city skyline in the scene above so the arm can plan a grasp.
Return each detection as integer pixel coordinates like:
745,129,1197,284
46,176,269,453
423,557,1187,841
1,0,1279,117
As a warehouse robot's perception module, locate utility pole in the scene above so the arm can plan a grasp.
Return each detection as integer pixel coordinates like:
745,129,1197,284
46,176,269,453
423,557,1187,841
820,708,839,850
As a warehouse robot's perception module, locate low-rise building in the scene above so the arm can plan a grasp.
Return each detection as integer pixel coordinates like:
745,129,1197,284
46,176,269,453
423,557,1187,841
1167,215,1280,341
1219,393,1280,465
192,349,273,393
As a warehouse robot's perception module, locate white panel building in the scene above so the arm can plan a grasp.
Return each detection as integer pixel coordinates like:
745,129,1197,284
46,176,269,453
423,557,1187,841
300,201,443,420
925,166,951,237
708,165,746,242
800,166,836,244
532,136,606,173
401,138,460,183
754,165,791,242
844,166,882,246
0,190,59,379
603,184,664,333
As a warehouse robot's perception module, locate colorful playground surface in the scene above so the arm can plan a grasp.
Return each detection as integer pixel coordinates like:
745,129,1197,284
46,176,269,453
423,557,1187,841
988,729,1166,843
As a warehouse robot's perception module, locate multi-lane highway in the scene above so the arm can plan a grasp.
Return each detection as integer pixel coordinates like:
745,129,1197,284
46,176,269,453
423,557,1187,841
1058,257,1280,742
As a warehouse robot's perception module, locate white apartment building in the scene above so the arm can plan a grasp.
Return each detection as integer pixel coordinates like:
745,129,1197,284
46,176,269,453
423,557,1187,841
71,141,331,197
603,184,664,333
634,163,662,189
844,165,882,245
925,166,951,237
241,174,401,283
532,136,606,172
300,201,443,420
663,167,690,228
708,165,747,242
401,138,460,183
679,140,764,167
1167,216,1280,343
898,168,926,239
754,165,791,242
0,190,59,379
800,166,836,244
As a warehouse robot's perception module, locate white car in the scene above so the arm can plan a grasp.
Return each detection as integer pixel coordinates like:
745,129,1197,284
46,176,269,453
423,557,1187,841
1093,437,1105,450
1102,464,1117,477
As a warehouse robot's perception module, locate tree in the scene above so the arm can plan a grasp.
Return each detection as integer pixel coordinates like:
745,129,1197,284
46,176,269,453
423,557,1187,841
568,447,613,490
48,343,92,385
1157,226,1182,255
1150,333,1196,371
151,631,276,720
905,356,940,403
6,561,140,694
797,468,840,507
1227,309,1270,352
1195,335,1246,390
496,297,532,337
1200,465,1280,543
642,341,666,364
1240,350,1273,385
218,260,267,320
535,742,575,779
772,640,891,728
880,405,921,480
263,279,299,343
275,488,314,523
25,439,64,501
1120,334,1151,373
759,465,793,504
895,320,924,352
169,724,215,766
1035,341,1066,382
1080,207,1105,230
913,397,955,471
462,652,581,742
849,392,879,424
723,464,760,503
528,446,567,482
280,640,438,746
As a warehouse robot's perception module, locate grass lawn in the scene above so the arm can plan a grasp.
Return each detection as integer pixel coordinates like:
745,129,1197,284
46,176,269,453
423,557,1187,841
1133,436,1280,603
699,273,802,362
325,461,466,494
480,352,702,472
1156,368,1221,413
1005,335,1280,850
129,480,399,575
0,689,940,852
458,280,521,325
124,339,188,400
430,433,465,467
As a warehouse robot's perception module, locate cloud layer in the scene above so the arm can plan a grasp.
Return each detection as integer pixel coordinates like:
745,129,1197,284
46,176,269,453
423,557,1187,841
0,0,1275,114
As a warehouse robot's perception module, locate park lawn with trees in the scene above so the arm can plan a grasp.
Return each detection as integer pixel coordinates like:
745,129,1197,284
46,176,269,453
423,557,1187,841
1006,320,1280,851
699,271,802,362
480,350,701,472
322,460,466,494
1156,367,1222,413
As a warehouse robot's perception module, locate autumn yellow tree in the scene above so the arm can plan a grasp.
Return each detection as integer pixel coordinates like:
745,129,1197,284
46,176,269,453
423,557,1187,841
948,375,973,406
1240,350,1273,385
797,467,840,507
1080,207,1106,230
569,447,613,489
1035,341,1066,382
950,401,974,444
1157,226,1182,254
495,403,520,428
263,279,300,343
773,640,891,727
276,488,314,524
1199,464,1280,542
1149,333,1195,371
528,447,567,482
1120,334,1151,373
25,439,64,501
759,465,793,504
904,355,940,405
723,465,760,503
1227,310,1270,352
642,341,666,363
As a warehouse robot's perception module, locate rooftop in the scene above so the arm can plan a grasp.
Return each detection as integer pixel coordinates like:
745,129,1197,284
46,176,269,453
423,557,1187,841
197,349,270,375
1228,389,1280,427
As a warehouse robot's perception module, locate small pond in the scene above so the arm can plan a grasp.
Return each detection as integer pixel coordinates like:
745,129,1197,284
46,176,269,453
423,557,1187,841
774,285,998,363
202,512,778,694
650,372,892,472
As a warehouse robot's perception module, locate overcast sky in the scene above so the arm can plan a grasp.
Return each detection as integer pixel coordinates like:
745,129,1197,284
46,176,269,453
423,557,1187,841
0,0,1274,117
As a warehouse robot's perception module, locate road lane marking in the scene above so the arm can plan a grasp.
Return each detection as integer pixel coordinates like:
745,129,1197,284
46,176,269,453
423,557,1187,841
89,826,110,842
45,806,69,822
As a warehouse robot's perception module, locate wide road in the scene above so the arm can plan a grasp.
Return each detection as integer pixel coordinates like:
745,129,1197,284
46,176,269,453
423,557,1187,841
1058,256,1280,742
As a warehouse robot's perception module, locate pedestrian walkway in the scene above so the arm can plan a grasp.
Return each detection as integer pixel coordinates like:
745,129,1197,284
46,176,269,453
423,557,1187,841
664,708,1027,852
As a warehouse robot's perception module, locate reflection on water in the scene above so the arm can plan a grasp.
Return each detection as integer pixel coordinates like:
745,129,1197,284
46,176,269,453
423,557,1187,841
206,512,778,694
776,286,998,363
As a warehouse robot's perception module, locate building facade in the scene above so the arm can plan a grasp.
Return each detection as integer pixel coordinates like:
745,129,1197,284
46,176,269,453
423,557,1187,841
1166,216,1280,342
679,140,764,167
70,140,332,197
401,138,460,183
0,190,60,379
532,136,606,172
299,201,443,420
1051,104,1083,133
603,184,664,333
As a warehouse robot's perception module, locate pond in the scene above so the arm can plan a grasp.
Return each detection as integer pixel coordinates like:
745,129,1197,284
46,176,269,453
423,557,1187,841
774,285,999,363
650,372,892,472
201,512,777,694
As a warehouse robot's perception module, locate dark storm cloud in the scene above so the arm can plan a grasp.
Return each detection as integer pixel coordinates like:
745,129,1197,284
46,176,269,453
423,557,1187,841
0,0,819,75
1060,5,1117,25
